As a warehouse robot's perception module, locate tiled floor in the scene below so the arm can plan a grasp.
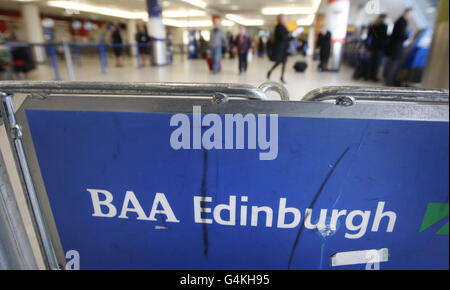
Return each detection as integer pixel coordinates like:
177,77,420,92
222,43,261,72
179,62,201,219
19,53,381,100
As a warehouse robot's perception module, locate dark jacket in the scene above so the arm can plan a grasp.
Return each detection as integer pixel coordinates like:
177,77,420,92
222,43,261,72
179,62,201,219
385,16,409,59
235,34,252,54
271,24,290,63
367,22,388,52
135,31,150,44
112,29,122,44
136,31,150,54
316,31,331,61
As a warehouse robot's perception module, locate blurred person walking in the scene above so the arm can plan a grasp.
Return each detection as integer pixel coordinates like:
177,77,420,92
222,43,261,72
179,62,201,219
266,14,290,84
209,18,228,73
235,26,253,74
383,8,413,86
198,35,208,59
366,14,388,81
315,26,331,71
227,31,236,59
135,24,150,66
98,26,107,44
111,24,123,67
258,36,265,58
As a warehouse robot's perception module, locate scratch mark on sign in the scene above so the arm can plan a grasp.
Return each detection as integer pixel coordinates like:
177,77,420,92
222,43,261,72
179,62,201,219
113,114,125,136
201,149,209,257
154,225,169,230
287,146,350,269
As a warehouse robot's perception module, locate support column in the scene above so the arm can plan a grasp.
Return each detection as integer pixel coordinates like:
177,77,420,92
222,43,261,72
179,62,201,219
146,0,167,65
127,19,137,56
307,25,315,56
20,3,46,63
324,0,350,71
422,0,449,89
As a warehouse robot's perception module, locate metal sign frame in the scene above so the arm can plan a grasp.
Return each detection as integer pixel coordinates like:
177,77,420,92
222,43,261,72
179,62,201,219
0,81,448,269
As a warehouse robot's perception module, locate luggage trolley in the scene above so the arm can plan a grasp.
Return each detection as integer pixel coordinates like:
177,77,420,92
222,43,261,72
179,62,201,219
0,81,448,270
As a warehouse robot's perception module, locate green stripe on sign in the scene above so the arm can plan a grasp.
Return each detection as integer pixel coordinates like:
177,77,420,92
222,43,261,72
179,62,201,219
437,0,449,23
419,203,449,234
437,221,449,235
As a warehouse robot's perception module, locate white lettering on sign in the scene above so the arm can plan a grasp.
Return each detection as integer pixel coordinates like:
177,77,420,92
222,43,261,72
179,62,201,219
86,189,179,223
65,250,80,270
86,189,397,239
169,106,279,161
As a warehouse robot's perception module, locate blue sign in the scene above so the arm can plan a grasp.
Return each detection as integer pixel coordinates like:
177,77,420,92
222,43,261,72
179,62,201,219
25,109,449,269
188,30,198,59
147,0,162,18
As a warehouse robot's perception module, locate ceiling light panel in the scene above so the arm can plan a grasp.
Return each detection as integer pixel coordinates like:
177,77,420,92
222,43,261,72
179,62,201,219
162,10,206,18
47,1,147,19
180,0,207,9
226,14,264,26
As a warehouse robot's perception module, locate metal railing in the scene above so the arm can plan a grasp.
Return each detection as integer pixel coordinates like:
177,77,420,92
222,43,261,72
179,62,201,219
0,81,293,101
302,86,449,105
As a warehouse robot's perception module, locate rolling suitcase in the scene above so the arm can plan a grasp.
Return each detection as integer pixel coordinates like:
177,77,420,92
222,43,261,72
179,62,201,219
205,53,221,71
205,54,213,70
352,59,369,80
294,61,307,72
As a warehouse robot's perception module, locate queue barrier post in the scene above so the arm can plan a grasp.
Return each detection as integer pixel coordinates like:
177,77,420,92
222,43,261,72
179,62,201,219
98,44,108,75
136,44,142,69
62,42,75,81
46,44,61,81
72,44,82,68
